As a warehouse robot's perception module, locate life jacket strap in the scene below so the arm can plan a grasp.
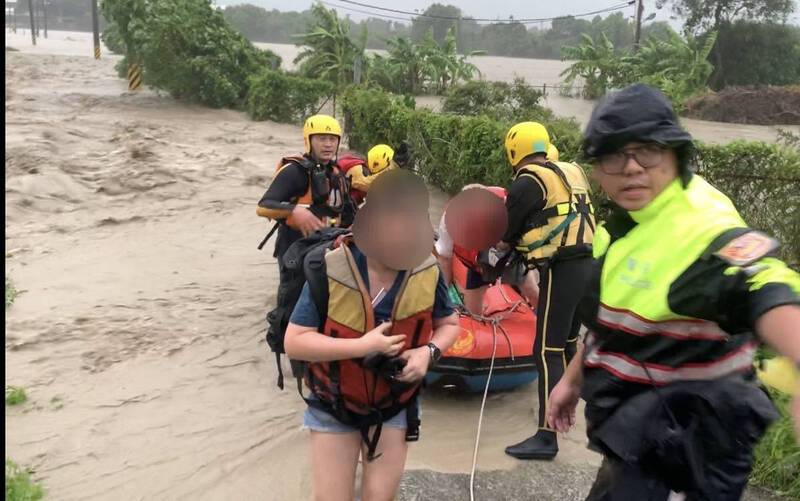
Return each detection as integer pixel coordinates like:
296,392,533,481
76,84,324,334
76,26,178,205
275,352,285,390
516,211,579,253
257,221,281,251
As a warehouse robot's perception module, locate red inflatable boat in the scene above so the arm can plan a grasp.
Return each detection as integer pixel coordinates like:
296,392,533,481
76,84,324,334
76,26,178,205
425,259,538,392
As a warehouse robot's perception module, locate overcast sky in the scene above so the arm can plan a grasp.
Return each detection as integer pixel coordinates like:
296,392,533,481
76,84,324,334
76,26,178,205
212,0,800,27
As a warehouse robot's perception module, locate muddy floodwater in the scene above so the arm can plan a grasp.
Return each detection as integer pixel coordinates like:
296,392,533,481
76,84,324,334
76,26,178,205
4,32,790,500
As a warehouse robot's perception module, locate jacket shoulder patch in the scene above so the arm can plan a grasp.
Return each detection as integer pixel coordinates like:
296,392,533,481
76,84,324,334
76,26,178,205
714,231,778,266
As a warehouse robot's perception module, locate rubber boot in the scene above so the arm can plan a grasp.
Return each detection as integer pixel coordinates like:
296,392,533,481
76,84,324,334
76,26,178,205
504,429,558,460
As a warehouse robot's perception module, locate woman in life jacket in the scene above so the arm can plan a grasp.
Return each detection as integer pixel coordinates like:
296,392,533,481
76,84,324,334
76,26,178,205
284,169,460,501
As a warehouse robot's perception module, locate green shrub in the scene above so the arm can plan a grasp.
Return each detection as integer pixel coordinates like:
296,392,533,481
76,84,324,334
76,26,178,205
101,23,125,55
342,86,583,194
778,129,800,152
5,460,44,501
5,386,27,406
104,0,281,108
750,389,800,498
695,141,800,267
245,70,334,124
442,79,550,122
342,87,414,151
712,21,800,89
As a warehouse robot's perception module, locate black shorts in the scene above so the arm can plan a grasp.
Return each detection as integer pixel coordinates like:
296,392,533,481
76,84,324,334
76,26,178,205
465,263,527,290
465,267,491,290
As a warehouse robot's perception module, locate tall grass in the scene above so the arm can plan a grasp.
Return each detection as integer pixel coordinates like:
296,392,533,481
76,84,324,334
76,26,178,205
751,390,800,498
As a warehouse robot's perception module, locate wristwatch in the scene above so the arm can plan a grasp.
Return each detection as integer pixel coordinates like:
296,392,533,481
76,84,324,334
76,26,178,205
427,342,442,367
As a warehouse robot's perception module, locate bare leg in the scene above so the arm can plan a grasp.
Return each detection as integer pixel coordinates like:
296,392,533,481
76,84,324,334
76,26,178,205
360,427,409,501
310,430,362,501
463,286,488,315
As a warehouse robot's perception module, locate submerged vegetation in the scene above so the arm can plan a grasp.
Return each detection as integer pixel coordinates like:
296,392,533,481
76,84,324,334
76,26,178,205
5,460,44,501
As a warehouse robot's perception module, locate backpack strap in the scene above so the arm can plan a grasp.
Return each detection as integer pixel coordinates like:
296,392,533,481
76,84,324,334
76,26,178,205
304,245,331,328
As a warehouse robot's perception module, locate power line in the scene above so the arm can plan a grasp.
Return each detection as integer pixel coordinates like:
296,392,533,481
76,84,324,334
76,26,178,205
330,0,635,24
320,0,412,22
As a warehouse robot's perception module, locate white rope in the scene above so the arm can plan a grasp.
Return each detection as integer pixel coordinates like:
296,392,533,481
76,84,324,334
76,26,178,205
463,295,528,501
469,320,498,501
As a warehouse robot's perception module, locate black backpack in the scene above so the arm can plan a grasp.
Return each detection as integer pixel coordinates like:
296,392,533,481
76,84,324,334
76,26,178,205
266,227,349,389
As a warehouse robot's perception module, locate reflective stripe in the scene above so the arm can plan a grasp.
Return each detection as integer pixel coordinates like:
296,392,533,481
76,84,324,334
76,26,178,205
584,340,756,385
598,304,730,341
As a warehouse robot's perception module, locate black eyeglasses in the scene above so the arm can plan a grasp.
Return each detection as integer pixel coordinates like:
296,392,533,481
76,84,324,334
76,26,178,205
595,144,666,175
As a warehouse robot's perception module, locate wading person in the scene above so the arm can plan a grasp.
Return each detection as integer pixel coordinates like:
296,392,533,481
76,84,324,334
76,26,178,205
501,122,596,460
257,114,354,387
547,84,800,500
284,170,460,501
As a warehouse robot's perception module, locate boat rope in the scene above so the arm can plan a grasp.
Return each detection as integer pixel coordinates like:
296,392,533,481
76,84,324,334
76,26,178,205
467,301,523,501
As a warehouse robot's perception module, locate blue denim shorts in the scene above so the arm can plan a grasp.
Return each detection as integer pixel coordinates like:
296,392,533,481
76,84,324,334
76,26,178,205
302,398,420,434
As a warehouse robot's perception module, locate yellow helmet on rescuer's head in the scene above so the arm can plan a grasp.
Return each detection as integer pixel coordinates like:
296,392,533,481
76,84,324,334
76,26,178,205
505,122,550,167
303,114,342,154
367,144,395,173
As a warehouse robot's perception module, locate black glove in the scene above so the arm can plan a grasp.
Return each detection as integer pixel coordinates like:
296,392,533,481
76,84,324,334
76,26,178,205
394,141,411,168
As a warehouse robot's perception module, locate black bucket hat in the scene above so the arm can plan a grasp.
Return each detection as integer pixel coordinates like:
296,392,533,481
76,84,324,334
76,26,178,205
582,84,694,159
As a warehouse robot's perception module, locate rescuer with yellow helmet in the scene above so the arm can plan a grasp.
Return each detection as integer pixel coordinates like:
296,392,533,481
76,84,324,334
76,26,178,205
257,114,352,254
500,121,596,460
339,144,397,205
257,115,355,376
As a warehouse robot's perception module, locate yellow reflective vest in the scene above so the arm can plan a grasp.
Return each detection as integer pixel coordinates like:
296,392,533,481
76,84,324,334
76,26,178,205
581,176,800,391
514,161,595,262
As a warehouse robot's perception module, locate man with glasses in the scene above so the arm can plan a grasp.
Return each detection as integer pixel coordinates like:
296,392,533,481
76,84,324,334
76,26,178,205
500,122,596,460
547,84,800,499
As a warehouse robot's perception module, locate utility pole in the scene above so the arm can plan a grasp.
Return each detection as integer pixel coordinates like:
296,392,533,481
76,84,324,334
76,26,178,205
41,0,47,38
633,0,644,52
91,0,100,59
27,0,35,45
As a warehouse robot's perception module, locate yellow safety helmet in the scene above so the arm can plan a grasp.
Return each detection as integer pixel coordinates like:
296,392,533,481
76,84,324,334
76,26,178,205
505,122,550,167
547,143,560,162
303,114,342,154
367,144,395,174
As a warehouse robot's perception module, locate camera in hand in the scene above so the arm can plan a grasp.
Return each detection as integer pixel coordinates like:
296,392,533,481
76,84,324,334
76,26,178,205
362,352,415,391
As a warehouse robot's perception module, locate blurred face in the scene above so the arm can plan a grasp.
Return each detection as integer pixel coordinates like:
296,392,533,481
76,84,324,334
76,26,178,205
354,204,434,271
310,134,339,163
445,188,507,251
592,142,680,211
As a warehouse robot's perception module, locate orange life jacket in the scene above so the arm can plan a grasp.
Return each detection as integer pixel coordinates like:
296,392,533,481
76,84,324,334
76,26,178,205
270,155,348,228
306,245,439,415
